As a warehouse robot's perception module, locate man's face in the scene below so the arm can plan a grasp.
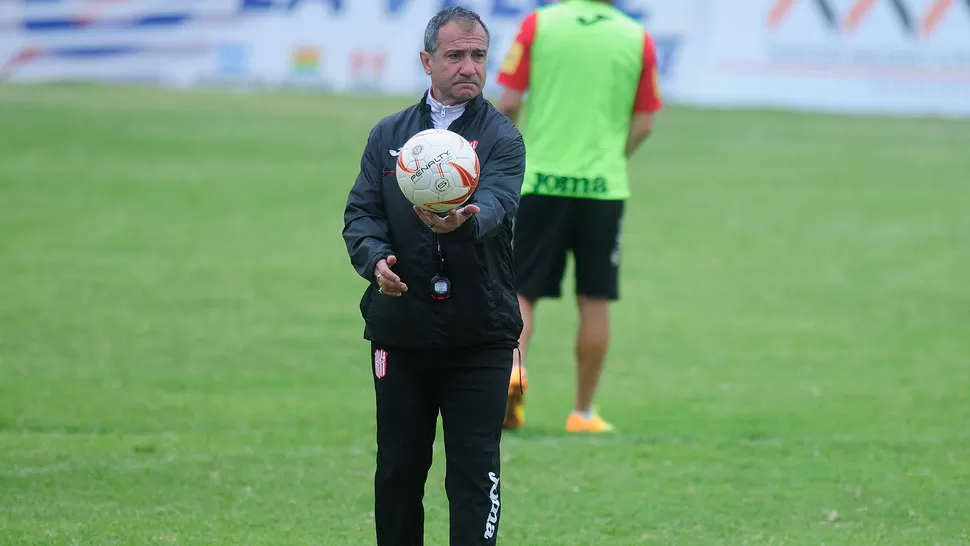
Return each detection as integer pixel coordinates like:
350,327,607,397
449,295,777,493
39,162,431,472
420,21,488,105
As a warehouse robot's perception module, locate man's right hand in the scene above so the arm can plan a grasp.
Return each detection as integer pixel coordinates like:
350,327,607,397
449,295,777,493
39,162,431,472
375,255,407,297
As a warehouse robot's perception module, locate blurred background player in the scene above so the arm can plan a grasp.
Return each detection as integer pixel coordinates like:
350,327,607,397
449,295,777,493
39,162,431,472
495,0,662,433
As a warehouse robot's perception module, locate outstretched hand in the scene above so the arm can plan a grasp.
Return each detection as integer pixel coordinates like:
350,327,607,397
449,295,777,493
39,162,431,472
375,255,407,297
413,204,480,234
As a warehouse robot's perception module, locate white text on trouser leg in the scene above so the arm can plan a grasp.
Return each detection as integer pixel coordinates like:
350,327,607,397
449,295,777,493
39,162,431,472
483,472,500,539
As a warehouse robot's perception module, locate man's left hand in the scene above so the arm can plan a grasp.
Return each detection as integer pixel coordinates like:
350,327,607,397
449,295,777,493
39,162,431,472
413,204,480,234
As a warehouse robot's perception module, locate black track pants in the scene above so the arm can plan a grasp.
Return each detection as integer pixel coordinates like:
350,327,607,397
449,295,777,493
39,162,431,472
370,343,512,546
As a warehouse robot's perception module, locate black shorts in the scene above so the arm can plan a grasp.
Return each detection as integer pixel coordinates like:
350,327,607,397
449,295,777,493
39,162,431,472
513,195,624,301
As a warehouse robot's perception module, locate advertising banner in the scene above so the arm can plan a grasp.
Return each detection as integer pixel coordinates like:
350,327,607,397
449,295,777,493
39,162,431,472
0,0,696,100
191,0,696,98
3,0,967,117
692,0,970,117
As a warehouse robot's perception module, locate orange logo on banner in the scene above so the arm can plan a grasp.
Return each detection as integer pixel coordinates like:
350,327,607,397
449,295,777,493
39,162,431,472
767,0,967,37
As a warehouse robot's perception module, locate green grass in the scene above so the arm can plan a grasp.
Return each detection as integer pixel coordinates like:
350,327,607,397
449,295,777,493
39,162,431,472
1,83,969,545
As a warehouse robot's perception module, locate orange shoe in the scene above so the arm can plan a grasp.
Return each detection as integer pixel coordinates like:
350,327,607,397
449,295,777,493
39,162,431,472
503,364,528,430
565,409,615,433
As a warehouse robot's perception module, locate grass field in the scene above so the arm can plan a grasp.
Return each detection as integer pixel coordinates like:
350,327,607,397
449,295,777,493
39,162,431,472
1,83,969,545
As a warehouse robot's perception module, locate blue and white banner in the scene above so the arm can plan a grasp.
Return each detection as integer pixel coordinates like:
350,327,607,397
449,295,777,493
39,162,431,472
0,0,238,86
2,0,968,117
0,0,694,98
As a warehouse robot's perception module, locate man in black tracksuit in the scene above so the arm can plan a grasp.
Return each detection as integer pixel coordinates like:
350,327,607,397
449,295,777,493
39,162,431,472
342,7,525,545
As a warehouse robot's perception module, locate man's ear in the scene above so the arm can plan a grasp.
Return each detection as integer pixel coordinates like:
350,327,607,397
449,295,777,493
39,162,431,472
419,51,433,76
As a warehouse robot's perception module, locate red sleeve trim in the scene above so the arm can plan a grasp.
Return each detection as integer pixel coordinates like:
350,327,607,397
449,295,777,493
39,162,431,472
633,32,663,113
496,11,537,92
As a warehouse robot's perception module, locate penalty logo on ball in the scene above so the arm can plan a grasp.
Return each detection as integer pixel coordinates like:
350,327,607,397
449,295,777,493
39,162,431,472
395,129,480,213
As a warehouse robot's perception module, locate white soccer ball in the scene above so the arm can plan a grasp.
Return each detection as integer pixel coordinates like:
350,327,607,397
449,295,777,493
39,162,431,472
395,129,480,213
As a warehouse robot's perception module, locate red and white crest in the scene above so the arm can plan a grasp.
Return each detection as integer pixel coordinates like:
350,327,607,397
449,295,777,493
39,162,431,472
374,348,388,379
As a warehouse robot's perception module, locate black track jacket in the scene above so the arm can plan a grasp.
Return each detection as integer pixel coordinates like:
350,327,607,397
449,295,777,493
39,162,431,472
342,91,526,350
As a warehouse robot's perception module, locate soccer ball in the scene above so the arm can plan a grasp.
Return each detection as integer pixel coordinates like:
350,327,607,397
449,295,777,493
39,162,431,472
395,129,480,213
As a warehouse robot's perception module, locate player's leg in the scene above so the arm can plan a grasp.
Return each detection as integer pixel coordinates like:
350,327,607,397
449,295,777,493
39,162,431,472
507,293,536,429
575,295,610,414
508,195,569,429
371,345,439,544
437,346,513,545
514,294,536,373
565,198,624,433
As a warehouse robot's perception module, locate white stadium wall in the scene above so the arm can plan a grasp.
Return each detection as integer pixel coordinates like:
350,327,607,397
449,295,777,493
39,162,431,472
1,0,969,118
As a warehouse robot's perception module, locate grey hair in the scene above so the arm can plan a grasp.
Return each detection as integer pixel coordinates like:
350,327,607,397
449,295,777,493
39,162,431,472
423,6,490,55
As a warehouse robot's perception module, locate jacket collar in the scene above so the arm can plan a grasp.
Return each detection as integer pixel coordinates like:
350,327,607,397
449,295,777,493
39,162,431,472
418,88,485,129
